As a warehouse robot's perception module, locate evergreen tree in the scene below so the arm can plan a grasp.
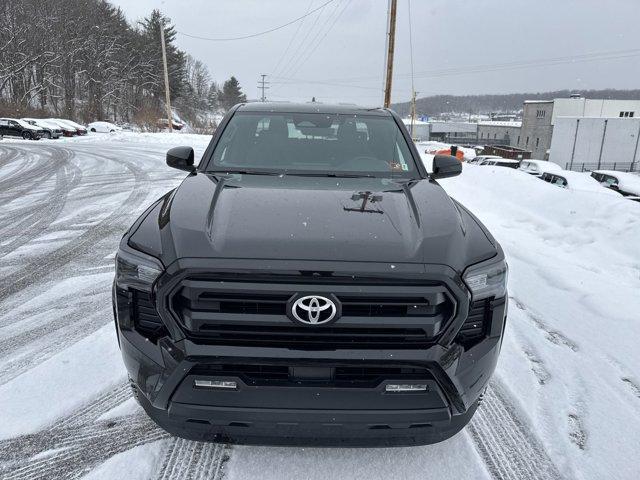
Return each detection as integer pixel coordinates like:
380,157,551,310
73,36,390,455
138,10,186,105
220,76,247,111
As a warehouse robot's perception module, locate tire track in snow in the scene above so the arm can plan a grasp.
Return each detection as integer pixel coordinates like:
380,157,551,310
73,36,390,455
0,383,229,480
0,146,150,301
510,296,579,352
155,438,229,480
0,147,82,258
468,382,565,480
0,304,110,386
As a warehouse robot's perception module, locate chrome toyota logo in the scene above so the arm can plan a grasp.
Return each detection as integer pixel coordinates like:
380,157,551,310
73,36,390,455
290,295,338,325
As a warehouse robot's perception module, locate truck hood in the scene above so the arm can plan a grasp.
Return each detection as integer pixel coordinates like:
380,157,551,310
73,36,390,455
130,173,497,272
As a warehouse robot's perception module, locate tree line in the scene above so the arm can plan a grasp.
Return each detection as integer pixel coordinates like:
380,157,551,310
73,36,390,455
392,89,640,118
0,0,247,129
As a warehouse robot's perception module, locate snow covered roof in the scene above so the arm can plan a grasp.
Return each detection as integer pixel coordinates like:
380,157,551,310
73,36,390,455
401,118,430,126
478,121,522,128
429,122,477,133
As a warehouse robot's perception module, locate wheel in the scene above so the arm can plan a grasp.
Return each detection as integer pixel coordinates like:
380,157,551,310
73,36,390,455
110,129,115,133
44,131,52,139
22,131,31,140
90,128,96,132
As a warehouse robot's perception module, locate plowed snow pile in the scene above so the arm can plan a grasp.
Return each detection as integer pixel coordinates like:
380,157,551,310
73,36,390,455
438,164,640,480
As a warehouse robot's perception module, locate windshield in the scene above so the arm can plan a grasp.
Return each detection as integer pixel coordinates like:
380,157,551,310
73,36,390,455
16,119,36,128
207,111,418,178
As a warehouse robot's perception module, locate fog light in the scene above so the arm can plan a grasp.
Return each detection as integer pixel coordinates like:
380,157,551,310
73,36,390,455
385,384,427,392
194,379,238,390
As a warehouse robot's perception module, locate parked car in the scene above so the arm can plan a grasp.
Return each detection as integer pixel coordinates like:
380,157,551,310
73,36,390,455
51,118,87,135
157,118,185,131
519,159,563,176
0,118,43,140
87,121,121,133
479,158,520,168
540,171,621,196
113,103,508,447
22,118,62,139
44,119,77,136
591,170,640,197
117,122,140,132
469,155,501,165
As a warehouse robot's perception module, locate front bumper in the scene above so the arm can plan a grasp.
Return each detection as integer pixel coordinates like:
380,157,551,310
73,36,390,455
116,301,506,446
114,257,507,446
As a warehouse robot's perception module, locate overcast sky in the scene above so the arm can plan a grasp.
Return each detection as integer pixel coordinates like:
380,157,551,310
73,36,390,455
110,0,640,106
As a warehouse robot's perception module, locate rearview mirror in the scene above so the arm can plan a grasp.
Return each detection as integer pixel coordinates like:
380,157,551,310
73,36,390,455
431,155,462,179
166,146,195,172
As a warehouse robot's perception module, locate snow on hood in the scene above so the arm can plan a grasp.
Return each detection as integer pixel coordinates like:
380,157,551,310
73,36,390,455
594,170,640,196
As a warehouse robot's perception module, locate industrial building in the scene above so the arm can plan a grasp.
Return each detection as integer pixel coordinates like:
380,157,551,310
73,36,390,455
477,121,522,146
549,117,640,171
519,96,640,160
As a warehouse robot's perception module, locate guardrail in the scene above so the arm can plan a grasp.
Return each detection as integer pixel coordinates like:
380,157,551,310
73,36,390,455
564,162,638,173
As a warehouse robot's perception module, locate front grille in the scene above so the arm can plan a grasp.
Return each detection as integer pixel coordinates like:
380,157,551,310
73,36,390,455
455,298,492,348
190,363,433,388
196,324,432,348
170,278,455,350
192,293,442,318
132,289,166,341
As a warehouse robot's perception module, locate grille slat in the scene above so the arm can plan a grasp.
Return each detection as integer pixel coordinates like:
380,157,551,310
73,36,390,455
171,279,455,349
132,290,166,341
455,299,492,348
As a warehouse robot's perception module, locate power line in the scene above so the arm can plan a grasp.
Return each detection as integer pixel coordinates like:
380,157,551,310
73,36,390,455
271,0,315,77
321,48,640,84
176,0,337,41
284,0,351,80
271,76,380,91
274,0,338,81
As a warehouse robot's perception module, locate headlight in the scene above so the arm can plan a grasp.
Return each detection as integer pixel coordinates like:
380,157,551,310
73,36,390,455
115,247,163,292
463,256,508,300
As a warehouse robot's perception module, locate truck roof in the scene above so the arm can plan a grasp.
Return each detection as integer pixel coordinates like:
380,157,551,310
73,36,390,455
237,102,390,116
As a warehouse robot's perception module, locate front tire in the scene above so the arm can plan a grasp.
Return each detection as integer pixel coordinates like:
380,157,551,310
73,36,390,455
44,132,52,139
91,128,96,132
22,131,31,140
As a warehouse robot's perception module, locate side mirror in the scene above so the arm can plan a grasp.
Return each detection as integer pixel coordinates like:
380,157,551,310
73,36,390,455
431,154,462,179
166,146,195,172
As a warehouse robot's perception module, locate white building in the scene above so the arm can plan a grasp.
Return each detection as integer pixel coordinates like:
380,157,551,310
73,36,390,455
549,117,640,171
520,97,640,160
401,118,430,141
551,98,640,124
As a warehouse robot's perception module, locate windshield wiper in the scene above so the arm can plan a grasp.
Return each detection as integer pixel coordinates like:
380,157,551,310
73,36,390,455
285,172,376,178
213,170,280,176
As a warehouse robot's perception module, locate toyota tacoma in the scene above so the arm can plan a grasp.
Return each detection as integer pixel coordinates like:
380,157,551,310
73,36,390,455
113,103,508,446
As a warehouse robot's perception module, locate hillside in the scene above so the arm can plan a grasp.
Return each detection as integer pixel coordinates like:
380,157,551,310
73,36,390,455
392,89,640,117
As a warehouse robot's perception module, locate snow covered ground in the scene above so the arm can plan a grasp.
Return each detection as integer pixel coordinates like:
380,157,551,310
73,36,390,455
0,133,638,479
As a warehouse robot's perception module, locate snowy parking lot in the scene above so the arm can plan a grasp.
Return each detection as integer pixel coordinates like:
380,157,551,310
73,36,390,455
0,133,639,480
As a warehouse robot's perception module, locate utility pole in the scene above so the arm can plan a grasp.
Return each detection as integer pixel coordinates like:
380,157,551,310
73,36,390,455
258,74,270,102
160,21,173,132
410,90,418,139
383,0,398,108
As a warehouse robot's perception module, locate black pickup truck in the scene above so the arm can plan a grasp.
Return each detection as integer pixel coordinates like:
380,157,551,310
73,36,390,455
113,103,508,447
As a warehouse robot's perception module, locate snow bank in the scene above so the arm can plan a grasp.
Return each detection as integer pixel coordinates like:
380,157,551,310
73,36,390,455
438,163,640,480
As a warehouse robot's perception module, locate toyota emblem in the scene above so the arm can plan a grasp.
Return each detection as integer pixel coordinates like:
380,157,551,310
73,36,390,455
289,295,339,325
